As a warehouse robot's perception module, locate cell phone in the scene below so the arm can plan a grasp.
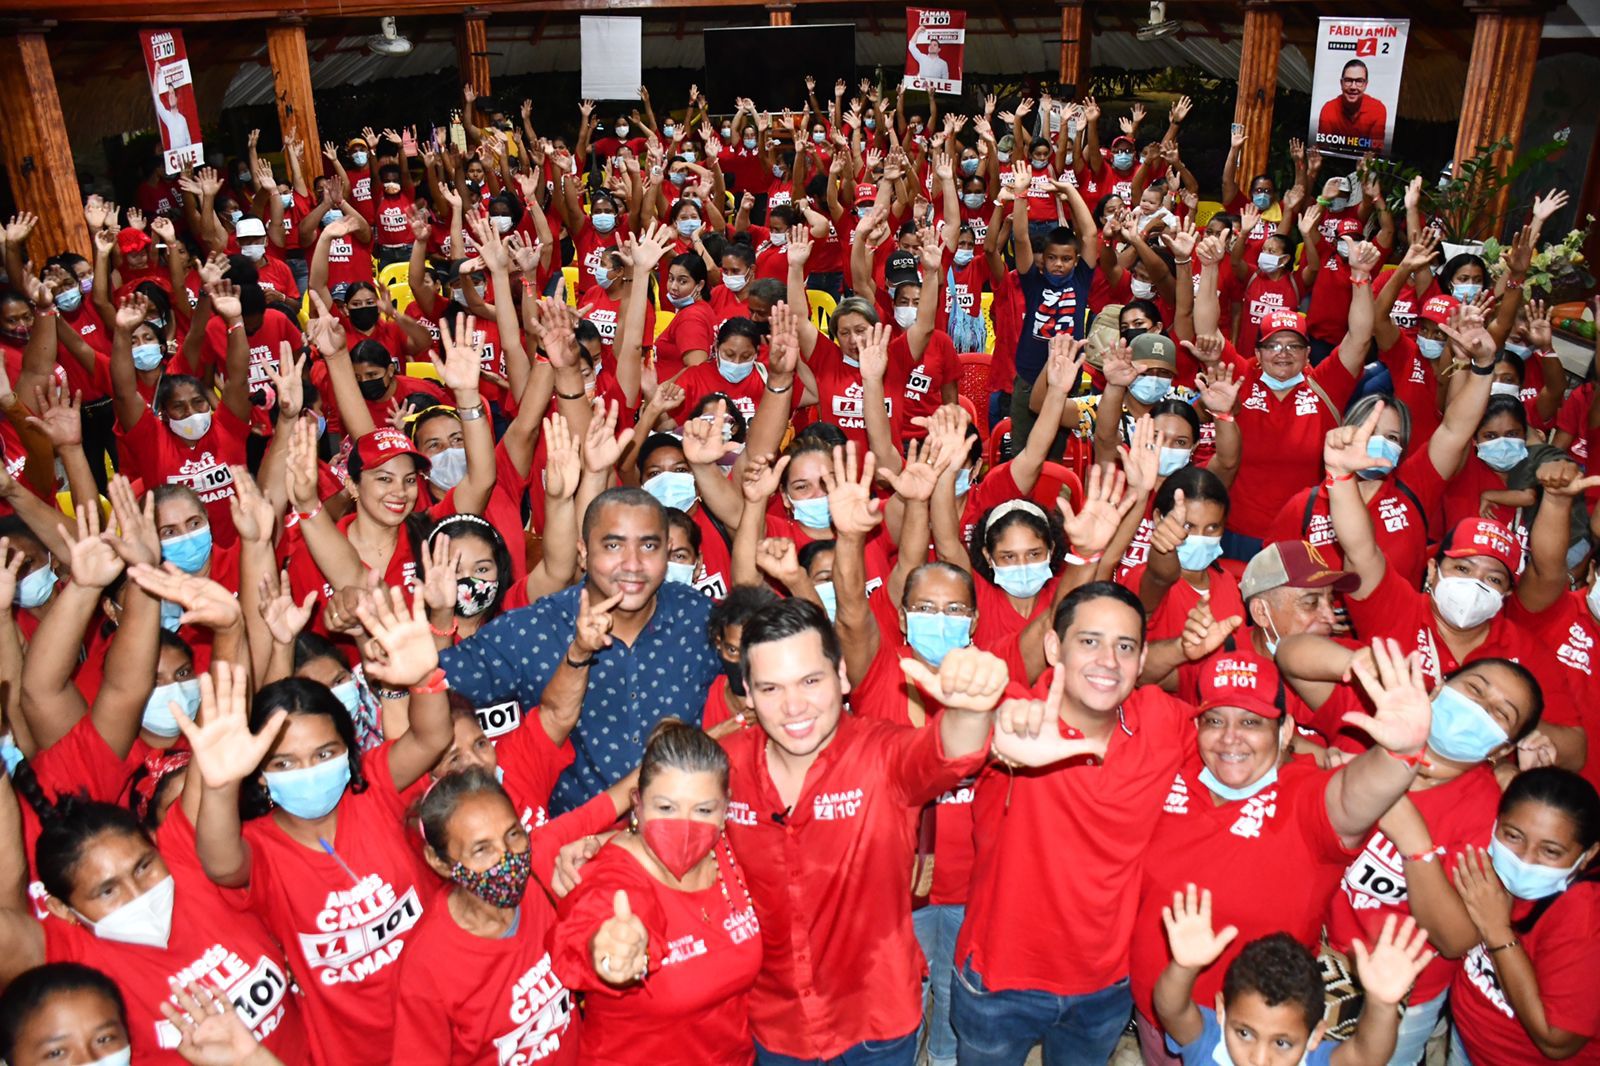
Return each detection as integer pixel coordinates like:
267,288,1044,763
401,129,418,158
1230,123,1245,138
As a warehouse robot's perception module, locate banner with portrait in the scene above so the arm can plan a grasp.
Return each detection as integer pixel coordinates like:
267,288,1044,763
902,8,966,95
1308,17,1409,158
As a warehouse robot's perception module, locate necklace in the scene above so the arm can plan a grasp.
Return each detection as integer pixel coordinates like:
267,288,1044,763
700,834,753,925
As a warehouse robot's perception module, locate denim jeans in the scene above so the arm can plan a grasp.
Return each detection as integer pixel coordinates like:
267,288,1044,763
1388,988,1447,1066
754,1029,917,1066
950,957,1132,1066
1448,1023,1473,1064
286,255,310,298
914,905,964,1066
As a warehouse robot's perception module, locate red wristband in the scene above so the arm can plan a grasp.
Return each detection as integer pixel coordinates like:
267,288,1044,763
1404,845,1445,863
1384,747,1429,769
410,667,448,695
428,620,459,639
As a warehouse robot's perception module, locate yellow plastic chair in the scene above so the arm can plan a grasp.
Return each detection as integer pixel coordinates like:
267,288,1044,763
387,281,415,314
562,267,579,308
406,360,441,382
1195,200,1226,230
980,291,996,354
378,262,410,291
56,492,111,523
297,290,312,329
806,289,837,333
654,310,675,341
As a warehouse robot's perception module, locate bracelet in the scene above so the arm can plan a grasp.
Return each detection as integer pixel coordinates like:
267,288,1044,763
1469,362,1494,377
429,619,458,638
1212,411,1235,423
555,387,586,401
1504,278,1524,290
35,308,58,318
1316,196,1332,207
1383,747,1429,769
1351,276,1373,289
765,380,793,395
295,504,322,522
1404,845,1445,864
1172,257,1192,266
373,686,409,700
1333,472,1356,483
409,667,448,695
227,321,245,334
456,402,487,422
565,651,597,669
1487,938,1520,954
1062,550,1104,566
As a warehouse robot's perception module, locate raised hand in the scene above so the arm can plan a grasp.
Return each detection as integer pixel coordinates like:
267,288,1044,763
0,539,23,613
1439,302,1495,366
258,567,316,646
681,407,738,466
1179,596,1245,662
1344,638,1433,758
1350,913,1435,1008
128,564,243,631
991,663,1111,766
573,585,624,656
1044,334,1087,393
352,585,439,688
420,533,462,615
1530,188,1569,224
582,399,635,475
25,384,82,449
1525,298,1554,351
1119,413,1162,497
433,313,485,395
899,646,1009,713
543,413,582,500
1100,337,1137,389
593,889,649,985
827,442,883,536
174,663,287,791
1323,398,1391,479
103,474,162,568
61,504,122,589
1161,883,1239,970
878,437,944,502
754,537,805,585
1148,488,1190,555
1195,363,1241,416
160,980,266,1066
741,452,790,505
1057,463,1135,558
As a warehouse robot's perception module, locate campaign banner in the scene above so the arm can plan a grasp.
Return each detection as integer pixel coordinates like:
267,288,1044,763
902,8,966,95
1309,17,1408,157
140,29,204,175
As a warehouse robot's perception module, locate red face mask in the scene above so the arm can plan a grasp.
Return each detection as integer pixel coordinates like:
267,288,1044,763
641,817,719,879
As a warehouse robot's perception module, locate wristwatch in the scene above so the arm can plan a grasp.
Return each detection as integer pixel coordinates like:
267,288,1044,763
456,403,487,422
1469,362,1494,376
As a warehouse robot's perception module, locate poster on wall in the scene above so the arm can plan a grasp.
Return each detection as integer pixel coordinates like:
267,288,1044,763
139,29,203,175
902,8,966,95
1308,17,1408,157
580,17,642,100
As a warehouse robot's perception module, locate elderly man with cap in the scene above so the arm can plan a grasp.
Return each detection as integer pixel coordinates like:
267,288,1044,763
233,216,300,305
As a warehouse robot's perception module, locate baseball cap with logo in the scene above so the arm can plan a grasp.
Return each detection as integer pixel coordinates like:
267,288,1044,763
886,249,922,292
1239,540,1359,601
1130,332,1176,372
354,427,430,474
854,182,878,205
1419,293,1458,326
235,217,267,240
1334,217,1364,238
1197,654,1285,719
1258,309,1309,342
1441,517,1521,577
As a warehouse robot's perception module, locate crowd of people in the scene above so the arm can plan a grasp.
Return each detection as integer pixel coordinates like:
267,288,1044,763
0,65,1593,1066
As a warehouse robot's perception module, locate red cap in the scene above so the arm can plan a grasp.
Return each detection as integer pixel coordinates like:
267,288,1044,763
1334,217,1364,237
354,427,429,473
1419,293,1457,326
1197,655,1284,719
1110,135,1136,149
1258,309,1308,340
854,182,878,204
1442,517,1521,575
118,227,152,254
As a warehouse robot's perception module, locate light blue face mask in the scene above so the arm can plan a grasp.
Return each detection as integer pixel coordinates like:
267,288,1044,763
1417,336,1446,360
954,468,973,496
719,356,756,384
265,757,352,820
280,192,296,209
814,581,837,621
1112,151,1134,170
1488,831,1584,900
1261,371,1306,391
669,172,688,187
592,266,612,289
953,248,975,267
1477,436,1528,472
789,494,832,529
132,341,165,371
55,288,83,313
0,734,24,777
1251,191,1272,211
142,678,201,738
1427,683,1508,763
1158,447,1192,477
961,192,985,210
667,290,697,309
676,217,703,238
991,561,1052,599
1199,763,1279,802
1176,534,1224,571
350,151,368,167
1128,374,1171,405
16,562,57,609
1452,282,1483,303
1504,341,1532,357
159,600,184,632
960,158,979,176
591,212,617,234
1359,436,1403,480
905,612,973,667
666,561,697,585
329,678,363,718
323,209,343,225
161,526,213,575
643,471,698,514
743,136,758,149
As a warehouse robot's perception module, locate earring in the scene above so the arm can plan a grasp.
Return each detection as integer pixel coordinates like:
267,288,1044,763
629,810,639,833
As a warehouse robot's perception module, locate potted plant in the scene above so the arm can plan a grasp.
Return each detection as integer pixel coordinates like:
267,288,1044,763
1484,216,1595,305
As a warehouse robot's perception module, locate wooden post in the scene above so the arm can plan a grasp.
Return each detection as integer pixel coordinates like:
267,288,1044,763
0,31,89,259
266,21,320,172
1232,0,1282,185
1058,1,1090,97
767,3,794,26
458,13,491,98
1452,1,1545,232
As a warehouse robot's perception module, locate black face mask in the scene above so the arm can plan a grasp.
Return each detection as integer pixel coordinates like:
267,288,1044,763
358,377,389,402
348,305,381,332
721,657,747,698
1121,326,1152,345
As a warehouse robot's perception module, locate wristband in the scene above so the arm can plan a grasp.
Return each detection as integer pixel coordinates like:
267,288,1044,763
555,387,586,401
1487,938,1520,954
1212,411,1235,423
1316,196,1332,207
565,651,597,669
1351,276,1373,289
456,402,486,422
429,619,458,638
1383,747,1429,769
765,380,793,395
1332,472,1356,483
35,307,58,318
1504,278,1524,290
227,321,246,334
1469,362,1494,377
1172,257,1192,266
295,504,323,523
1062,550,1104,566
1404,845,1445,864
409,667,448,696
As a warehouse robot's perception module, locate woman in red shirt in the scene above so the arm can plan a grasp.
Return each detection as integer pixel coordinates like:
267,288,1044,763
1124,466,1240,644
552,720,761,1065
654,254,716,381
0,962,134,1066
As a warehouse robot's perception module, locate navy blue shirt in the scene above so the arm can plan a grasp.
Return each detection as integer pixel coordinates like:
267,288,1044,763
439,581,721,812
1014,260,1094,383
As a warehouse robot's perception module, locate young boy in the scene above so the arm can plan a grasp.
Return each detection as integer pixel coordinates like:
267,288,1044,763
1154,884,1433,1065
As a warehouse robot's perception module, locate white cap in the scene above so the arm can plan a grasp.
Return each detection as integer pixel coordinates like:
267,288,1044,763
235,217,267,239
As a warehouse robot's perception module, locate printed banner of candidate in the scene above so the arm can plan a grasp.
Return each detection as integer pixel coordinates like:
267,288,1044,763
902,8,966,95
139,29,204,175
1308,17,1408,158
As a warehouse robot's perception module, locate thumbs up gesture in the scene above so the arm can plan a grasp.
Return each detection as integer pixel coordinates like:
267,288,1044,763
592,889,650,986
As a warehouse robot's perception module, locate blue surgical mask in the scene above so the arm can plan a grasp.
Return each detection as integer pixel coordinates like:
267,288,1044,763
669,172,688,187
322,209,343,225
666,561,697,586
1112,151,1134,169
1128,374,1171,405
1199,764,1279,802
16,562,56,609
142,678,200,738
661,124,676,139
592,266,612,288
591,212,617,234
160,526,212,575
905,613,973,667
814,581,837,621
1477,437,1528,472
1488,832,1583,900
789,494,832,529
54,288,82,313
132,342,165,371
266,757,352,819
960,158,979,176
954,468,972,495
743,136,758,150
682,151,698,164
772,164,786,179
1251,191,1272,210
676,217,703,238
813,131,827,145
329,679,363,718
991,561,1052,598
1359,436,1403,480
159,600,184,632
953,248,975,267
227,210,243,225
350,151,368,167
280,193,295,209
1417,336,1446,360
643,471,698,513
962,192,986,211
1158,447,1192,477
1427,684,1508,763
1452,282,1483,303
1175,534,1224,571
719,356,755,384
1261,371,1305,391
667,290,697,309
1504,341,1532,357
864,118,876,130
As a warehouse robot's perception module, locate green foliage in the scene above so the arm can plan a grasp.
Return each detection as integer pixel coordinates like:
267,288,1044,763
1365,135,1571,242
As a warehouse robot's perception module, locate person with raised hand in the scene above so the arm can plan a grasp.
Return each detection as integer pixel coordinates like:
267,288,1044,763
184,587,450,1066
161,980,288,1066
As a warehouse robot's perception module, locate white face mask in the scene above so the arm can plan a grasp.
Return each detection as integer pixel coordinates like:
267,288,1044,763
492,215,514,234
168,411,212,441
73,874,176,950
90,1050,133,1066
893,306,918,329
1130,278,1156,300
1432,575,1504,629
240,243,266,261
428,447,468,491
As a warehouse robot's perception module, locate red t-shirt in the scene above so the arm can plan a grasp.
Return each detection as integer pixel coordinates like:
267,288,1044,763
1317,95,1389,152
1236,270,1305,356
572,218,628,295
1506,591,1600,794
116,403,248,547
581,284,654,366
1118,562,1245,645
372,194,413,248
1557,383,1593,465
1379,332,1444,452
201,308,302,399
324,231,376,290
888,330,958,441
670,359,770,427
1228,357,1358,538
654,300,717,382
805,332,880,452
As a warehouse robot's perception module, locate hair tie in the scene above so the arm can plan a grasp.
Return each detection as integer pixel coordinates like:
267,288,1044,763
986,499,1048,529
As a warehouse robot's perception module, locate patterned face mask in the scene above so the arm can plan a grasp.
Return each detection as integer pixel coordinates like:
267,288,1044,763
450,848,532,908
456,575,500,618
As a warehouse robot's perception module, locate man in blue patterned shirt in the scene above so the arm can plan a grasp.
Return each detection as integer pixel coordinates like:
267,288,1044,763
440,487,721,811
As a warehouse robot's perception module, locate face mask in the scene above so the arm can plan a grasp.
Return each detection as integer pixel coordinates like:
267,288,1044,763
225,210,243,225
1150,446,1192,478
959,192,987,212
856,207,873,220
669,171,688,188
1417,336,1446,360
1130,278,1156,300
743,136,758,150
1129,374,1170,405
491,215,514,235
1477,437,1528,472
789,494,832,529
814,581,838,621
1252,191,1272,210
1198,763,1278,802
161,526,213,574
1489,382,1521,400
266,756,352,819
54,288,82,313
643,471,698,513
1432,575,1504,630
1489,832,1583,900
720,656,747,698
329,678,363,717
667,290,697,309
0,734,21,778
676,217,703,238
893,306,918,330
1261,371,1305,392
719,356,756,384
614,125,630,138
142,678,201,737
991,561,1052,598
1353,436,1403,481
450,848,532,908
90,1050,132,1066
1112,151,1134,170
1504,341,1532,357
168,411,212,441
665,561,697,586
905,613,972,667
280,192,296,209
1030,158,1050,171
358,377,389,402
769,231,788,248
720,125,734,138
864,118,877,130
428,447,469,491
1427,683,1508,762
591,265,613,289
349,150,369,167
953,248,975,267
79,275,94,294
1452,282,1483,303
239,242,267,263
1257,251,1285,273
682,150,698,164
1176,535,1224,571
996,150,1010,164
723,273,748,293
957,157,980,177
455,575,499,618
591,212,617,234
16,561,56,609
75,874,176,950
954,467,973,495
1336,240,1353,260
322,208,344,225
131,342,165,371
641,817,718,878
348,305,381,332
661,124,676,139
159,600,184,633
812,131,827,144
381,180,402,196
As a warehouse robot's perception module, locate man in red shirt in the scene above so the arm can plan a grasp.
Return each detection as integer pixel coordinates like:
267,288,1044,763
1317,60,1388,152
723,597,1005,1064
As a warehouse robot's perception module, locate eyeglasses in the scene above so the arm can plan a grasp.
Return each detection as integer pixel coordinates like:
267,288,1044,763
1258,341,1310,354
1341,76,1368,86
906,603,975,618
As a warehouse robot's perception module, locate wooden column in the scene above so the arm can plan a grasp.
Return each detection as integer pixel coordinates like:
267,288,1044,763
458,13,491,97
266,21,320,171
1058,1,1090,97
0,32,89,259
1452,1,1544,232
1232,1,1282,184
767,3,794,26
